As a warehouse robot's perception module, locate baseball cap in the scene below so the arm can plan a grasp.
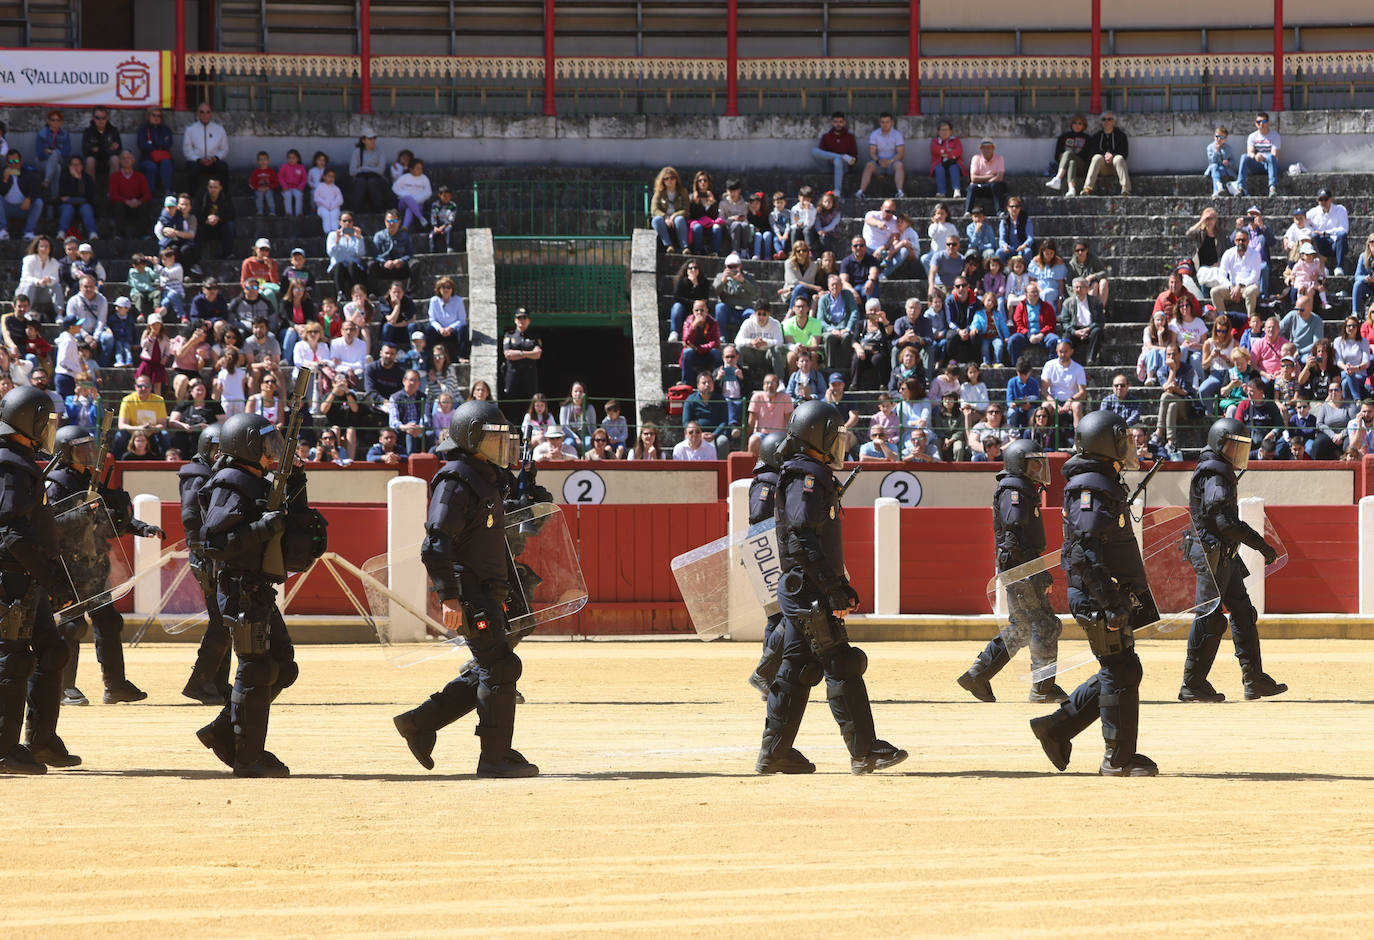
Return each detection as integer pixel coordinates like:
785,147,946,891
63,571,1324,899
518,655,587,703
77,242,93,253
545,426,564,437
514,307,530,319
254,237,271,250
1317,188,1332,200
163,195,177,207
1246,205,1262,215
979,137,995,146
114,296,132,308
1292,207,1306,216
437,184,451,194
410,330,425,341
1281,355,1295,364
290,246,305,256
61,313,81,328
1300,243,1317,255
725,252,742,266
828,372,845,385
360,126,376,138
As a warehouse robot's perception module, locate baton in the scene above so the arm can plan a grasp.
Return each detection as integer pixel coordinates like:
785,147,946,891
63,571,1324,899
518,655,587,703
1128,458,1163,505
836,465,862,498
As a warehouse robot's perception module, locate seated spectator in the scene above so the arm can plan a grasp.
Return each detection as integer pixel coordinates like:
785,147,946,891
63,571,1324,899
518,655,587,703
369,212,413,293
1028,240,1068,309
193,176,236,259
363,342,403,404
889,344,923,396
734,302,785,382
673,421,717,461
168,319,213,400
367,427,404,464
745,373,793,455
424,276,469,361
1234,372,1291,459
822,374,861,454
559,381,598,453
920,202,959,274
93,148,146,240
929,391,967,461
56,155,98,238
249,150,279,216
136,106,174,194
529,426,575,462
746,191,774,260
630,424,664,460
969,402,1016,460
314,167,344,233
64,373,101,430
840,235,880,303
123,429,161,461
66,275,114,367
311,428,351,466
943,278,984,366
182,104,229,196
1082,112,1131,196
291,322,332,409
902,422,941,462
35,110,71,196
584,429,616,461
1100,373,1143,427
227,281,271,339
712,253,757,337
1153,343,1196,448
1298,338,1342,402
687,170,725,255
1027,403,1062,452
1236,112,1280,198
1205,125,1241,197
276,148,306,217
859,422,900,461
154,194,199,274
786,349,825,402
812,111,858,197
1046,113,1090,195
649,166,689,253
890,296,933,376
428,184,459,253
1284,243,1328,309
680,299,723,386
877,213,918,281
115,375,169,457
813,190,842,257
1,149,43,240
682,371,734,457
1354,237,1374,321
392,156,432,230
1057,276,1105,365
1332,315,1370,402
668,259,710,342
430,391,456,450
214,349,248,417
19,317,49,375
389,369,428,456
321,378,365,459
27,368,65,422
965,138,1007,215
1042,340,1088,430
52,314,84,399
242,315,283,396
350,129,388,211
929,120,964,198
959,362,989,431
817,274,860,374
1211,229,1264,319
1310,380,1355,458
1196,319,1239,408
928,230,965,291
1067,240,1110,310
782,297,823,373
855,112,905,198
600,399,628,458
170,377,226,454
378,280,416,349
1281,293,1324,360
850,301,892,391
777,242,822,310
241,237,282,310
965,206,997,263
1009,282,1059,365
329,319,367,386
715,344,746,430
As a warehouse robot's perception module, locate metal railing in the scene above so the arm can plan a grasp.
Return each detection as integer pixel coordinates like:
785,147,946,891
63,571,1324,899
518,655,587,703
494,238,632,325
475,180,650,239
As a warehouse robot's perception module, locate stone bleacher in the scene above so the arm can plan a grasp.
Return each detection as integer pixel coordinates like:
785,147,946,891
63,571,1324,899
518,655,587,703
652,171,1374,452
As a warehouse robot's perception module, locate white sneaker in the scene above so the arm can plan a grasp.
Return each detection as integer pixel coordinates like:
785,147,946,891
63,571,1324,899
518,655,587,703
854,190,865,199
844,155,856,166
1226,181,1241,196
895,190,905,198
0,229,9,240
1335,267,1345,276
22,232,36,239
1269,186,1278,197
952,188,962,198
1066,185,1078,197
1045,176,1063,191
667,331,680,343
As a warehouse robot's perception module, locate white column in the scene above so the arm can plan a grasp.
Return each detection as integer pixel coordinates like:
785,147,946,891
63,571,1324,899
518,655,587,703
873,497,901,615
1238,496,1266,615
387,475,429,641
132,494,162,615
726,478,762,640
1360,496,1374,615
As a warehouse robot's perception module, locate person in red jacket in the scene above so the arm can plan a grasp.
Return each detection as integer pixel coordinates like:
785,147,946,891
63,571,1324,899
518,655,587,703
811,111,858,198
1008,281,1062,364
107,150,152,238
929,120,965,198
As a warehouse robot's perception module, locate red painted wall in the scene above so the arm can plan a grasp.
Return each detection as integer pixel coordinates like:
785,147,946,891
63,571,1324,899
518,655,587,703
1265,505,1358,614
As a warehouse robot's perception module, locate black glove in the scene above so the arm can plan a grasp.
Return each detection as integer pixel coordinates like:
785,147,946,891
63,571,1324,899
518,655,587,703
138,524,166,540
1260,542,1279,565
827,582,860,613
251,511,286,539
50,579,77,611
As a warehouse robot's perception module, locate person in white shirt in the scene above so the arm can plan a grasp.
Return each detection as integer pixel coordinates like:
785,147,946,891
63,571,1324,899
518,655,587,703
1210,229,1264,318
531,426,578,461
181,103,229,196
313,167,344,232
329,320,369,383
1281,206,1313,263
734,303,785,378
1041,340,1088,428
672,422,717,461
53,314,85,399
391,158,433,230
1237,111,1281,197
1307,188,1350,275
862,199,899,257
65,274,113,366
856,112,905,198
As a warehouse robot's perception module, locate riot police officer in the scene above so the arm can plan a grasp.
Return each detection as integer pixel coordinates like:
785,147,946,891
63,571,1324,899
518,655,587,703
957,439,1067,704
501,308,541,404
1180,417,1284,703
178,424,229,705
47,425,165,706
1029,410,1160,777
393,400,538,778
194,413,299,778
0,386,79,773
747,431,786,698
758,401,906,775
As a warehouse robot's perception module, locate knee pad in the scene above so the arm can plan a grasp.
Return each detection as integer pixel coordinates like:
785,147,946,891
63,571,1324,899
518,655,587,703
1117,652,1143,688
274,660,300,691
35,642,67,673
1228,598,1258,633
237,657,279,690
826,645,868,681
1200,609,1228,639
0,648,36,682
798,662,825,687
61,620,90,644
90,605,124,635
487,651,522,687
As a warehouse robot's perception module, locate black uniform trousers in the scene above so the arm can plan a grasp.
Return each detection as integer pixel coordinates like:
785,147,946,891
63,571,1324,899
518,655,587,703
187,556,232,696
1186,542,1260,675
1051,644,1144,766
60,602,127,691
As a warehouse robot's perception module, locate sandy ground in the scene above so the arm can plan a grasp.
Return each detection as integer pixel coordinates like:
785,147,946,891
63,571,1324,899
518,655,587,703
8,637,1374,938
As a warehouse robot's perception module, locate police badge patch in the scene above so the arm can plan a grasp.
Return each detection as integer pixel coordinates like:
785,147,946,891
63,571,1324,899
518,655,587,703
486,513,494,528
1010,491,1020,504
760,485,770,498
1080,491,1092,509
803,474,815,490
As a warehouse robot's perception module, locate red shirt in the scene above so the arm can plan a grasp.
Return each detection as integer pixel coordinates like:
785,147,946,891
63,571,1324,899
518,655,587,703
108,168,151,204
249,166,279,191
816,128,858,160
684,316,721,352
1152,288,1201,322
929,135,964,175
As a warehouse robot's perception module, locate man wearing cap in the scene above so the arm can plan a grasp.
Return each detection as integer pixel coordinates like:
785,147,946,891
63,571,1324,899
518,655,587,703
193,176,236,259
189,278,228,330
713,253,757,337
349,127,388,211
1081,112,1131,196
53,313,86,400
965,137,1007,215
429,184,459,253
1211,228,1264,319
502,308,542,404
532,426,578,462
1307,189,1349,276
230,280,273,335
369,210,413,293
65,274,114,368
181,103,228,196
823,372,860,456
107,150,151,238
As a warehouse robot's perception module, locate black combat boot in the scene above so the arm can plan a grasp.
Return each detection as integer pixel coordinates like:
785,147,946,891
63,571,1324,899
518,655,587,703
1099,752,1159,777
1028,679,1068,703
851,740,909,775
393,704,441,770
1234,620,1287,700
1029,714,1073,771
957,635,1009,703
1179,628,1226,702
182,674,226,706
475,684,537,778
28,734,81,767
103,679,148,704
1243,671,1288,700
757,679,812,774
0,744,47,775
1029,678,1102,771
229,679,287,777
196,710,235,768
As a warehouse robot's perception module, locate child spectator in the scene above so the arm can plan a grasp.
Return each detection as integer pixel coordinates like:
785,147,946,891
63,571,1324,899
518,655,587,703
786,185,820,254
215,347,248,416
73,240,106,289
747,192,772,260
272,149,305,218
136,312,170,395
306,150,329,199
814,190,842,256
392,156,432,230
718,179,752,260
929,120,965,198
109,296,137,366
1206,126,1241,197
314,167,344,232
402,331,429,373
429,184,459,252
249,150,279,215
127,253,158,317
389,148,413,182
601,399,628,458
559,380,599,453
23,319,52,370
156,246,185,319
768,192,790,261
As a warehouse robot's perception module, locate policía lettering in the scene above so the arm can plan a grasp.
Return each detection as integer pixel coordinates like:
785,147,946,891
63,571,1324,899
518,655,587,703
747,534,782,593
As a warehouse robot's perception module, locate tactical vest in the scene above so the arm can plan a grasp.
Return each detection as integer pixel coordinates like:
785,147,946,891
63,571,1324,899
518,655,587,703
993,473,1046,560
1189,451,1235,549
430,455,508,584
775,454,844,580
749,469,779,526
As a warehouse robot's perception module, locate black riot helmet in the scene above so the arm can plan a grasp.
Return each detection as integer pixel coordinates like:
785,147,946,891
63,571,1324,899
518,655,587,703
785,400,846,470
449,400,520,466
0,385,55,450
1002,438,1050,487
197,423,222,463
219,412,285,468
1073,410,1137,471
54,424,97,469
1207,416,1250,472
754,431,786,474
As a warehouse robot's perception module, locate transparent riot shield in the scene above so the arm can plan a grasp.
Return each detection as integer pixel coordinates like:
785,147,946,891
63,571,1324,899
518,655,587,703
50,492,133,624
670,519,781,640
986,506,1223,683
358,502,588,668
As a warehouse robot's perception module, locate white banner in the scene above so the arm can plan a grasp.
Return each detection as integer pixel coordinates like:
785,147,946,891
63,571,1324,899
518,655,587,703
0,50,173,108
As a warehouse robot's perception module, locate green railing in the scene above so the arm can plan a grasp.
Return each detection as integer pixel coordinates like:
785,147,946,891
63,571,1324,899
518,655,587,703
494,237,632,327
474,180,650,239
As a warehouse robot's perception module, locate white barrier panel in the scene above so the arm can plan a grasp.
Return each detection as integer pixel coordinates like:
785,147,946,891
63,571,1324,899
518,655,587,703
873,498,901,615
386,476,429,642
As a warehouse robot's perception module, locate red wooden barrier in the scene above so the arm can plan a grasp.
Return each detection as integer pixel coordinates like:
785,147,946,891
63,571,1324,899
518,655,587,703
1265,505,1358,614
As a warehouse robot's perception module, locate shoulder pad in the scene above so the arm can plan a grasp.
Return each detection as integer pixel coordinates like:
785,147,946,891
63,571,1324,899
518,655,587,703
45,466,87,501
178,461,213,482
208,465,267,501
0,444,40,481
432,456,500,499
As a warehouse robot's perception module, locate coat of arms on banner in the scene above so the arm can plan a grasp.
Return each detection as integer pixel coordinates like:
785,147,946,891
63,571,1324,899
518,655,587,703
116,58,150,101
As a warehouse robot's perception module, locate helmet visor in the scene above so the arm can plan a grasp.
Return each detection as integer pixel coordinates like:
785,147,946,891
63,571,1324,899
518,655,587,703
1024,454,1050,487
67,438,97,468
260,428,286,464
1218,433,1250,472
1119,447,1140,472
825,433,846,471
39,413,56,455
475,423,519,467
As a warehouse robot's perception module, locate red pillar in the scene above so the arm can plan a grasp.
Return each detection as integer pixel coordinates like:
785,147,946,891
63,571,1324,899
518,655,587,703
173,0,186,111
1272,0,1285,112
906,0,920,115
725,0,738,116
543,0,557,116
1089,0,1102,114
359,0,372,115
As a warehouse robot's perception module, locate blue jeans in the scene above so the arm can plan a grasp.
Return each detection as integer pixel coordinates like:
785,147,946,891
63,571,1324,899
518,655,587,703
1343,370,1368,402
652,215,689,250
1007,332,1060,364
254,188,278,215
880,245,911,279
669,302,691,337
112,337,134,367
1355,277,1373,319
2,196,44,236
281,327,300,364
690,221,723,254
714,303,753,337
56,199,97,236
983,335,1008,366
1143,346,1167,378
1311,233,1348,271
934,162,962,197
90,327,115,367
681,346,722,385
161,288,186,319
754,231,779,258
1196,368,1229,413
140,156,174,193
1237,154,1278,193
424,323,470,360
811,147,849,195
1205,163,1237,191
282,188,303,215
